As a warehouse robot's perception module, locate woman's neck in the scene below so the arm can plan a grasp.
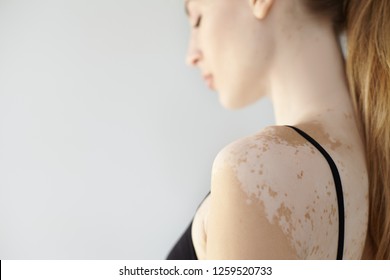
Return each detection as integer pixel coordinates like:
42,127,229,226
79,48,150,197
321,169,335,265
268,23,353,126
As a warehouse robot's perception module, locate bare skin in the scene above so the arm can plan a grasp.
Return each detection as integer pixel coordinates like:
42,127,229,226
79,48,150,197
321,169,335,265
192,122,369,259
185,0,371,259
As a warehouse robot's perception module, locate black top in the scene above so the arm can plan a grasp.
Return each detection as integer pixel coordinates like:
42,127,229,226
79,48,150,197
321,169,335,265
166,125,345,260
166,191,210,260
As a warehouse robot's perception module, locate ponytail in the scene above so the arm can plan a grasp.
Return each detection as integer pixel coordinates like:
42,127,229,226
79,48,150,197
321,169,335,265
303,0,390,259
344,0,390,259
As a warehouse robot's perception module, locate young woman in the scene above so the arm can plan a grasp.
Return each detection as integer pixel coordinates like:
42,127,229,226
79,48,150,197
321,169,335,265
167,0,389,260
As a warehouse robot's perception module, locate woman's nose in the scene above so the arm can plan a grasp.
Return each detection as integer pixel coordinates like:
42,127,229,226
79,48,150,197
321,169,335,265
186,37,202,66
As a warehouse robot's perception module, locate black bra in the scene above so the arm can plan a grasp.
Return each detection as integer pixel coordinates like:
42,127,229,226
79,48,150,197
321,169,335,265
166,125,345,260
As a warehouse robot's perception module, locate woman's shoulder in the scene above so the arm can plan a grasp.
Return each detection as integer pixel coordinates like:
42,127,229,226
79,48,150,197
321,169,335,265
211,125,324,209
208,125,345,259
211,125,314,181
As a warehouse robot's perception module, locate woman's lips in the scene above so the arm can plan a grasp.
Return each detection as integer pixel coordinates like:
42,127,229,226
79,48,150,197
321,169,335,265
203,74,214,90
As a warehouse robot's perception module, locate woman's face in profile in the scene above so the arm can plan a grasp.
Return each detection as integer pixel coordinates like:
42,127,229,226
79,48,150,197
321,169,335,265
185,0,274,109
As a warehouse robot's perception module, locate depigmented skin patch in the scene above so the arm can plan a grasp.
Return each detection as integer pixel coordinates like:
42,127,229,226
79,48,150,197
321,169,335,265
295,122,343,152
212,124,344,259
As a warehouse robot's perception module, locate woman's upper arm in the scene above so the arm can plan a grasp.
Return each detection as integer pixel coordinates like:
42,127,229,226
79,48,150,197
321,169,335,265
206,143,298,260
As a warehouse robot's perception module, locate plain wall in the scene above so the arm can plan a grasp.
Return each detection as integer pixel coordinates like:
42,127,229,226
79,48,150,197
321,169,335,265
0,0,275,259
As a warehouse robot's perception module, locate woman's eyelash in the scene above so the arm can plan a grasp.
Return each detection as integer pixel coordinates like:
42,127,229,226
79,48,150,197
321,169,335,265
194,16,202,28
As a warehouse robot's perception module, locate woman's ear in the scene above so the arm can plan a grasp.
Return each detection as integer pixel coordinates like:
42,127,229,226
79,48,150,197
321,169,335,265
248,0,275,20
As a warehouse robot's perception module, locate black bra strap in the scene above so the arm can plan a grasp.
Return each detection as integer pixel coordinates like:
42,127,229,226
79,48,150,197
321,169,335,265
285,125,345,260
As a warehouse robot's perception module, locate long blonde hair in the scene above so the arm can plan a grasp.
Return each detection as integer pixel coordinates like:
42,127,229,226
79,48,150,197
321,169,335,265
304,0,390,259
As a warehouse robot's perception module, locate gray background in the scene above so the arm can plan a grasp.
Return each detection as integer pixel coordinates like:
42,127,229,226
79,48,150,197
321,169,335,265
0,0,274,259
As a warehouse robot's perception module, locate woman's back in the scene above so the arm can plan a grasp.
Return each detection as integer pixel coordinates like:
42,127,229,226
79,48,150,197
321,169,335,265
192,118,369,259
